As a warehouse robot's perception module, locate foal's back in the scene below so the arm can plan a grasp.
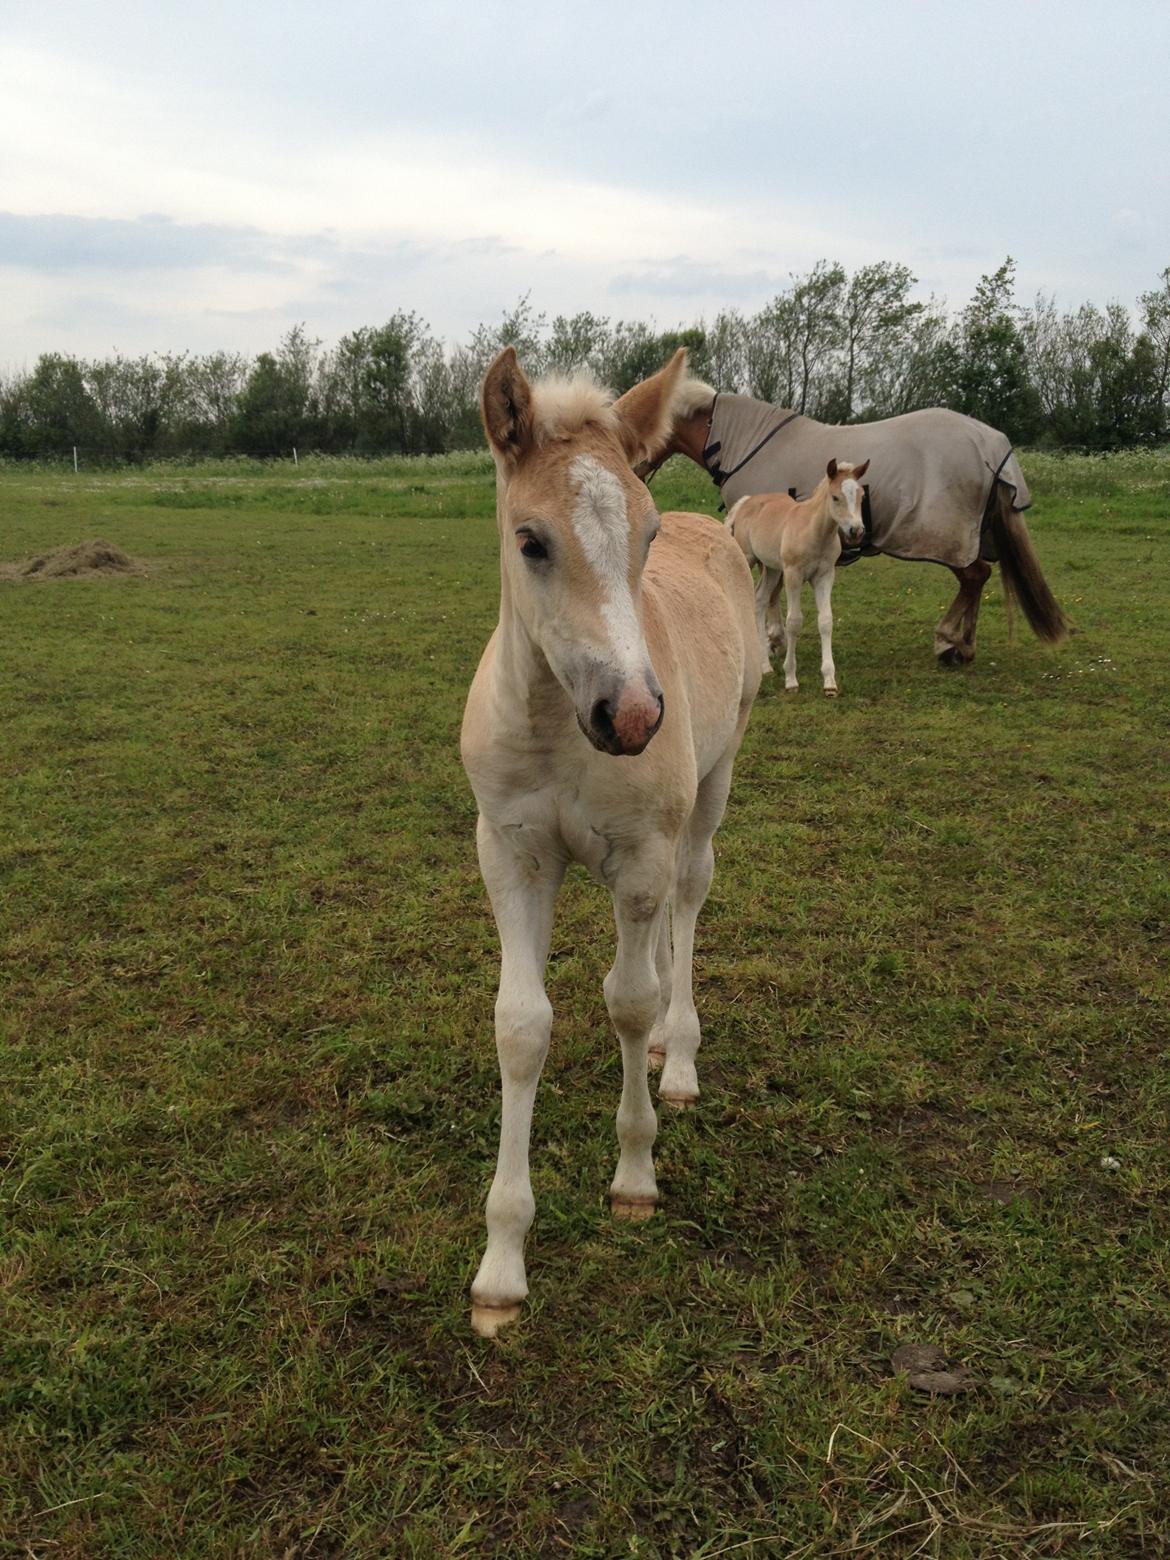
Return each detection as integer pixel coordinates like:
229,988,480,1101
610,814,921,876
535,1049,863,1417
726,491,802,571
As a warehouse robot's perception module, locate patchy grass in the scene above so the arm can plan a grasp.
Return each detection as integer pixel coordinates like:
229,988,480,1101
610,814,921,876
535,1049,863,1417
1,447,1168,1556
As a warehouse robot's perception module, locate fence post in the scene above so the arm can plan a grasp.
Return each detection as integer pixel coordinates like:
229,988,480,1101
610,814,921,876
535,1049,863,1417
73,446,78,473
292,447,298,467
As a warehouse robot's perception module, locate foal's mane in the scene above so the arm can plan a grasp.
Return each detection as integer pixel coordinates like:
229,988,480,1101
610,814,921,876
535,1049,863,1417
530,374,619,445
807,462,861,510
529,362,717,451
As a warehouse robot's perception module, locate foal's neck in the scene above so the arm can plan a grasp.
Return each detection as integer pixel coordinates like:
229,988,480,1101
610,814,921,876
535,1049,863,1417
805,479,838,537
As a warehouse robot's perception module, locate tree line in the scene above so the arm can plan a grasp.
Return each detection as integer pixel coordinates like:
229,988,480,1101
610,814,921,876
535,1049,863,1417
2,258,1168,463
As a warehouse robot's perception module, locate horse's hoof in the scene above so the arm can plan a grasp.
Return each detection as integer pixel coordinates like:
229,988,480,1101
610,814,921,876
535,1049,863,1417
823,687,839,698
659,1093,698,1111
936,647,964,667
647,1045,666,1070
470,1301,523,1338
784,685,799,695
611,1195,657,1221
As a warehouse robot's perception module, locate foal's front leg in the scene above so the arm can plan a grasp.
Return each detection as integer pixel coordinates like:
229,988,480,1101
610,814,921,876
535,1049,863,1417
782,566,804,691
470,818,565,1337
606,875,669,1220
812,567,838,696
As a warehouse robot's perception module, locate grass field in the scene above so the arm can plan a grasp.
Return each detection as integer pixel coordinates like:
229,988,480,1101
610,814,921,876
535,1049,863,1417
1,446,1168,1557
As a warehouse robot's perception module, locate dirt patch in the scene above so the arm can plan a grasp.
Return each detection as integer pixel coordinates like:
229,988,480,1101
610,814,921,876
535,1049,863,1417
0,539,146,581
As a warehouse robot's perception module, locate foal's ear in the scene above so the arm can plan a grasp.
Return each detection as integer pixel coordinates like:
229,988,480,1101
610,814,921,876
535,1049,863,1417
826,458,838,479
612,347,689,467
853,458,870,480
481,347,534,464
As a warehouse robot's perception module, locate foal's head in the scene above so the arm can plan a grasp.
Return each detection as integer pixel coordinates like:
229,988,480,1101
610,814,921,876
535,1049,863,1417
823,458,870,548
481,348,688,757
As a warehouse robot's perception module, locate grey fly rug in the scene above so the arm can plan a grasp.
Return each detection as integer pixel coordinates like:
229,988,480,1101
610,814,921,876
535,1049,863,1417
702,394,1031,570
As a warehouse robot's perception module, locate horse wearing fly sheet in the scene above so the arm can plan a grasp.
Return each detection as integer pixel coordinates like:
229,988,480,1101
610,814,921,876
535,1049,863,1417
641,384,1068,665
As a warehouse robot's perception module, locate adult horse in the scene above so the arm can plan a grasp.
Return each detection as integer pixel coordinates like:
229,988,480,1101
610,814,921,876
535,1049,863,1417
462,348,761,1336
641,370,1068,664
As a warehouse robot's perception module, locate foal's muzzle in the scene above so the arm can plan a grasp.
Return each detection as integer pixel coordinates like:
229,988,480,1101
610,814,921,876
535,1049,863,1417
581,691,665,756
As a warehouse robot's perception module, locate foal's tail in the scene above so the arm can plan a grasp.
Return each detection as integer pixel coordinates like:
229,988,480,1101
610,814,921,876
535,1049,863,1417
990,482,1069,645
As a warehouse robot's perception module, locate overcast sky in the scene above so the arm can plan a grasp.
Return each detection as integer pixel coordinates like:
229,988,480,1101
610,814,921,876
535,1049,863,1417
3,0,1168,366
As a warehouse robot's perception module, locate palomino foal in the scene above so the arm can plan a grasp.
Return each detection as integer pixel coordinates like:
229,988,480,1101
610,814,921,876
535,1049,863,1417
726,459,869,695
462,348,761,1336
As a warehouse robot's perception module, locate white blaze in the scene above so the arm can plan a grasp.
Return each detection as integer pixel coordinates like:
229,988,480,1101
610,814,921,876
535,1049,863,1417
569,454,645,674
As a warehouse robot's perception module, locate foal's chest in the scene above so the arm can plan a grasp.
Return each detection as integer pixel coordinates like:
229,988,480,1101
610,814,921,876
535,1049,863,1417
469,741,648,887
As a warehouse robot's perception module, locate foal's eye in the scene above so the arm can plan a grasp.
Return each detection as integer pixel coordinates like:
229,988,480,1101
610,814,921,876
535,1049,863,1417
518,533,548,561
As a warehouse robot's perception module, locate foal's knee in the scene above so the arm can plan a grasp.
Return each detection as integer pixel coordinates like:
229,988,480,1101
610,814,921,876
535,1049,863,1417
494,994,552,1077
603,967,659,1038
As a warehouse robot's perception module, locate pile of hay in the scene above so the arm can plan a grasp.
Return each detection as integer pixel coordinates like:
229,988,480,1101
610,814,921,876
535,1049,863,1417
0,539,146,581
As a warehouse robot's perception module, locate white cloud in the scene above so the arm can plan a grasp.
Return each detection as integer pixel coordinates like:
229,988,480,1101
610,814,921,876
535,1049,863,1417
2,2,1169,362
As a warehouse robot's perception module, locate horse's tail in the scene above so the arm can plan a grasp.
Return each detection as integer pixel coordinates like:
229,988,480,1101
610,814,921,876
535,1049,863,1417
990,482,1069,645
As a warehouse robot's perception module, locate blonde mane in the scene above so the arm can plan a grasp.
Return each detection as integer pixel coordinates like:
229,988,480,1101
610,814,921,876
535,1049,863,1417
672,374,716,420
528,359,716,451
530,373,618,444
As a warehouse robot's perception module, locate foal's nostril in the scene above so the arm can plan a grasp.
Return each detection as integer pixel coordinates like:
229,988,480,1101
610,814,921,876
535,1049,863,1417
591,698,617,743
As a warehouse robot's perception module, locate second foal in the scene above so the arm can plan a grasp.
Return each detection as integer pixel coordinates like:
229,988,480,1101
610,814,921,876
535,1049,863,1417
726,459,869,695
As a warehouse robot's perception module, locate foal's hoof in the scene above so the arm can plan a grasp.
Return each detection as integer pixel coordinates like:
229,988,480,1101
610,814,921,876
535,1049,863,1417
823,687,839,698
611,1195,657,1222
659,1093,698,1111
470,1301,523,1338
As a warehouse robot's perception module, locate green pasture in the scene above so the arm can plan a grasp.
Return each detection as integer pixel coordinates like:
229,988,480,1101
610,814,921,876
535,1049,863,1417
1,448,1168,1556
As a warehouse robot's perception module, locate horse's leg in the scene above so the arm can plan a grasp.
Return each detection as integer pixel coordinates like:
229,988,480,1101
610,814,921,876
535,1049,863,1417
812,567,838,696
959,559,993,658
783,567,804,691
657,739,740,1107
754,567,777,672
470,817,565,1337
934,561,992,665
606,854,673,1219
646,906,672,1071
766,574,784,650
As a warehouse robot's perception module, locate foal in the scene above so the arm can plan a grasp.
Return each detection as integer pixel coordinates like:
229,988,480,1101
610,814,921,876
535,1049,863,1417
462,348,761,1336
726,459,869,695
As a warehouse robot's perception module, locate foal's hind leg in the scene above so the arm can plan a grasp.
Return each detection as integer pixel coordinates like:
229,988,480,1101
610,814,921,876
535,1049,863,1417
607,853,674,1218
766,574,784,650
934,561,992,664
657,741,740,1107
647,907,672,1071
754,567,779,673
